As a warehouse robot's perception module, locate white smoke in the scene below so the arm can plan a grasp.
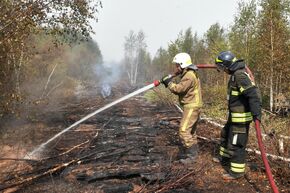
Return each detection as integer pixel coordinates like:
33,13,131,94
93,62,123,98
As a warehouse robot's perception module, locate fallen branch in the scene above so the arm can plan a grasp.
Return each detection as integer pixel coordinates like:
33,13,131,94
0,159,77,191
154,163,210,193
174,105,290,162
155,170,196,193
41,63,58,98
197,135,290,162
0,147,133,191
46,81,63,97
40,140,90,161
0,158,39,162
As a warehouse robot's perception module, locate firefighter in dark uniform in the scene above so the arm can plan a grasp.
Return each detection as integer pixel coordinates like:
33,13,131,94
214,51,262,180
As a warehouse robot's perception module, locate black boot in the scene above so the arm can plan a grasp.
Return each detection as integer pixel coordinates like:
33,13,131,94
177,146,187,160
179,144,198,164
222,171,244,180
212,156,230,166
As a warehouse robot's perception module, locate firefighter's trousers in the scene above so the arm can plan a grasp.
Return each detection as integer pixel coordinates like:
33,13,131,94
219,122,250,174
179,107,200,148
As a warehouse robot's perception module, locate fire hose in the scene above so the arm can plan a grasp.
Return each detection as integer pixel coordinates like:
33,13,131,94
254,120,279,193
155,64,279,193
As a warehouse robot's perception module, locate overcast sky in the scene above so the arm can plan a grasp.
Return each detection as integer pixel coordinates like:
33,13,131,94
91,0,245,63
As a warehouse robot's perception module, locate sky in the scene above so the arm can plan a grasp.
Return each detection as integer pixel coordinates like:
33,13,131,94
91,0,245,63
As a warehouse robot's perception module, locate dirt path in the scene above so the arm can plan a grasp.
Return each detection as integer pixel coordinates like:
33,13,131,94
0,91,288,193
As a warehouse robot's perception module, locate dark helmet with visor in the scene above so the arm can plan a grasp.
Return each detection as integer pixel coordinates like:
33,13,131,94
215,51,237,71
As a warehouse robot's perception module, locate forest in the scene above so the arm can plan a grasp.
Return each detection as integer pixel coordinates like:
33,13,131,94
0,0,289,192
0,0,289,119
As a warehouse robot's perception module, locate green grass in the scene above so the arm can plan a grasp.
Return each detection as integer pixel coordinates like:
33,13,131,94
144,85,178,106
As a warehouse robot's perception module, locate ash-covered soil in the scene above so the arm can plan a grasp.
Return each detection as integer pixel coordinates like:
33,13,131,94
0,86,289,193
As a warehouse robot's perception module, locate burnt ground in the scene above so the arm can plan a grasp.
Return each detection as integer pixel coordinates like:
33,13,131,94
0,86,289,193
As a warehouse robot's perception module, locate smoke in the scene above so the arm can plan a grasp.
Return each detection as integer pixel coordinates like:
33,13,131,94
101,83,111,98
93,62,123,98
93,62,122,85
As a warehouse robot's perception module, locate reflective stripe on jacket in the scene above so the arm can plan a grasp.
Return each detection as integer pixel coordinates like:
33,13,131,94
168,69,203,109
228,68,261,123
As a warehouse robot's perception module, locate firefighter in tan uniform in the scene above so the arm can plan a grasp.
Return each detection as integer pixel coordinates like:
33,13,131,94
161,53,203,164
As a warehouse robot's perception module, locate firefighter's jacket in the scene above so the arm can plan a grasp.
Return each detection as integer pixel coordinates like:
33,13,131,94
168,65,203,109
227,60,262,124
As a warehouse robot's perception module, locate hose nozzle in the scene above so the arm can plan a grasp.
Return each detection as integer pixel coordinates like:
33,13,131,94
153,80,160,87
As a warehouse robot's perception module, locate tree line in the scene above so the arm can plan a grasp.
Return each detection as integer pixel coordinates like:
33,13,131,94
0,0,289,120
123,0,290,112
0,0,103,118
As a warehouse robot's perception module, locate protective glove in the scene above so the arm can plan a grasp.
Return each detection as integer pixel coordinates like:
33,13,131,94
161,74,173,87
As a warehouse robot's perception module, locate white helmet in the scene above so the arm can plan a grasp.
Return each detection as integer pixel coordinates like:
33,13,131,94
172,53,192,69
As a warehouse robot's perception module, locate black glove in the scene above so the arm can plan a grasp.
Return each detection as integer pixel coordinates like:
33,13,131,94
161,74,173,87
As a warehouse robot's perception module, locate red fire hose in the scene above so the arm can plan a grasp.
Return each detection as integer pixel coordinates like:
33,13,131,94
156,64,279,192
196,64,279,192
196,64,217,68
196,64,255,81
255,120,279,193
197,64,279,193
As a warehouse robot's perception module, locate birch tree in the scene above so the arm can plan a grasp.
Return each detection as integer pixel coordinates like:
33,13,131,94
256,0,290,111
123,30,147,85
0,0,102,116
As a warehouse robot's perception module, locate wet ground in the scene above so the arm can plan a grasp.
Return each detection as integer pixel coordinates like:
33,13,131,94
0,86,289,193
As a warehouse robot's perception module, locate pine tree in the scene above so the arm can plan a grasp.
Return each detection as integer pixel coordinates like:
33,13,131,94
229,0,258,67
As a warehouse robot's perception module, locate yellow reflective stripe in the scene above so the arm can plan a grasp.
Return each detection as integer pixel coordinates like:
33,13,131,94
219,147,231,158
183,103,202,108
215,58,223,63
239,87,245,92
219,150,231,158
231,163,245,173
220,147,229,153
231,91,240,96
232,57,237,62
231,112,252,118
231,163,246,168
231,112,253,122
231,167,245,173
232,117,253,122
180,108,194,132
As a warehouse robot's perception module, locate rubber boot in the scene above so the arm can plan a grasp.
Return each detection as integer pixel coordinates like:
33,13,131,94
177,146,187,160
212,156,230,166
222,171,244,180
179,144,198,164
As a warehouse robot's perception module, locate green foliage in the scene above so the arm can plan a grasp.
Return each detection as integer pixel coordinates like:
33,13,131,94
191,33,209,64
144,86,178,106
151,48,171,79
202,84,228,119
255,0,290,110
204,23,229,58
0,1,102,117
262,114,290,134
229,0,258,67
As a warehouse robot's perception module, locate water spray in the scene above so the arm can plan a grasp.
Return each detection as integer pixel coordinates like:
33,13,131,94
25,64,280,192
26,82,160,159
